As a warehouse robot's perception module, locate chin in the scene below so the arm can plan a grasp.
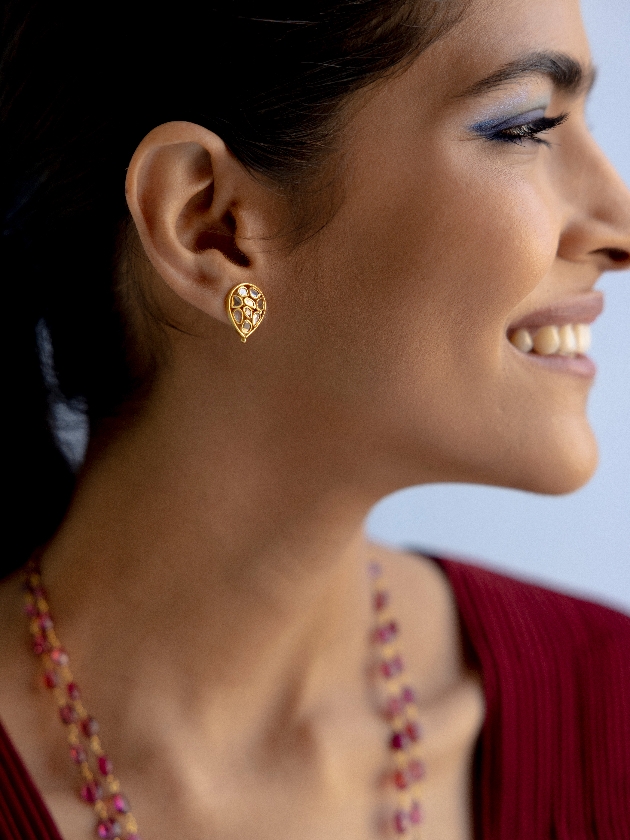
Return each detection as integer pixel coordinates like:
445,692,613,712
509,430,599,496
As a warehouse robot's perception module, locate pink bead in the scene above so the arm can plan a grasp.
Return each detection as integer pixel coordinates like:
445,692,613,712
80,780,103,803
97,818,121,839
394,810,408,833
405,721,421,742
401,686,416,705
368,562,383,580
111,794,129,813
374,620,399,644
50,648,69,666
32,636,49,655
393,769,408,789
373,590,389,611
81,716,99,737
37,614,53,631
67,682,80,700
380,655,403,679
385,695,404,718
70,745,87,764
59,704,77,724
24,602,38,617
409,800,423,825
407,758,425,781
390,731,407,751
43,670,58,689
373,626,387,644
98,755,113,776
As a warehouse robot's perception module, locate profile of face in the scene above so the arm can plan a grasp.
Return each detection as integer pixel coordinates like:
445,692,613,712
127,0,630,502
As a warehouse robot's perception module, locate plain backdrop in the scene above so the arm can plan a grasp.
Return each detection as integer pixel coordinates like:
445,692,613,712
366,0,630,613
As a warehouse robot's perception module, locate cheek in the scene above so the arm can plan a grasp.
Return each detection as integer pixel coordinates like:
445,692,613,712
397,151,558,330
294,141,595,492
340,141,559,383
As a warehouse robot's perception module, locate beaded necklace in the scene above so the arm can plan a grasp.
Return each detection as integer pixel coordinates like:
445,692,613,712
24,559,425,839
369,562,425,836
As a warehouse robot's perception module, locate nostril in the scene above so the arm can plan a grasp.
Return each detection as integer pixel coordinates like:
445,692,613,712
607,248,630,263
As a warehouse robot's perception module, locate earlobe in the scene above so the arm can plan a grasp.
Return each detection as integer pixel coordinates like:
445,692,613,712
125,121,256,325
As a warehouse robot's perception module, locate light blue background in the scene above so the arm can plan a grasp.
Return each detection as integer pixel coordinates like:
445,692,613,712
366,0,630,613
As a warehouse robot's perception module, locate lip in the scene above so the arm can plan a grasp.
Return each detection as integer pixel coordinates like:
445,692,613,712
515,352,597,379
507,291,604,332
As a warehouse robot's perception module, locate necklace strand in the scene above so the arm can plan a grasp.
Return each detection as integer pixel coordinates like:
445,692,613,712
25,558,424,839
25,562,140,840
369,562,425,838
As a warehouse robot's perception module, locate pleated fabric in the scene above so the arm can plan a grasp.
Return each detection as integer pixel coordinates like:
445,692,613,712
0,557,629,839
437,558,630,840
0,711,62,840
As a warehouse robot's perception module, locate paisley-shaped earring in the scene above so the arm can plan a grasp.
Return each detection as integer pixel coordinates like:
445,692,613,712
225,283,267,343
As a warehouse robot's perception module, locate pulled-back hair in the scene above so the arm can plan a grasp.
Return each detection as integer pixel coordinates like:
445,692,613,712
1,0,463,574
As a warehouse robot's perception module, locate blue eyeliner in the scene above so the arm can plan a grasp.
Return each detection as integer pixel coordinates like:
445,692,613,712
471,108,547,134
469,107,569,145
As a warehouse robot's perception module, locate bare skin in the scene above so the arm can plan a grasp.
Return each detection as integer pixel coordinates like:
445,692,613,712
0,0,629,839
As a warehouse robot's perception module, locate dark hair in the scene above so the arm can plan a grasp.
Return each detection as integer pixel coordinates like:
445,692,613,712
1,0,463,575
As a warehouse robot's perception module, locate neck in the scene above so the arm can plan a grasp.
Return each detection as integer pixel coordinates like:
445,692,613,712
40,358,385,749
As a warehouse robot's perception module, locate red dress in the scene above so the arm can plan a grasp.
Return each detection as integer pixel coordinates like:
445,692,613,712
1,558,629,839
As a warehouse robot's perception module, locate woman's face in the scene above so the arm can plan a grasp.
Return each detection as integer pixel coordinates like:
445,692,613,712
275,0,630,495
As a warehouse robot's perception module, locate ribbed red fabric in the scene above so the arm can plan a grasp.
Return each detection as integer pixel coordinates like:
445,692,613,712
0,709,62,840
0,558,628,839
437,558,630,840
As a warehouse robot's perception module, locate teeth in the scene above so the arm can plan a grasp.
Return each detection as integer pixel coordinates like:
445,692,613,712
533,325,560,355
558,324,577,355
509,324,591,357
574,323,591,354
510,328,534,353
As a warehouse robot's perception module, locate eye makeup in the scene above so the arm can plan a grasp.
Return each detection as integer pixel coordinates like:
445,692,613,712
471,107,546,133
469,107,569,146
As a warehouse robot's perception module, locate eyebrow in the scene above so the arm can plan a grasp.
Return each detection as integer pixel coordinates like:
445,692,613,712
458,51,597,99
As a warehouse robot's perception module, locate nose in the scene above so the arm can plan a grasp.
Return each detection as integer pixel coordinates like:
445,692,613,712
557,133,630,273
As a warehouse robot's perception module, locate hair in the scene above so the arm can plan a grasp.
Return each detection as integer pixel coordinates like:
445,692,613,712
1,0,464,576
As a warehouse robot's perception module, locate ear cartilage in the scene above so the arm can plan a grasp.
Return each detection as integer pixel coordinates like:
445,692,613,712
225,284,266,343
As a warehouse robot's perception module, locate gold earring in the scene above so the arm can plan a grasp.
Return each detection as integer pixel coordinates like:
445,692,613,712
225,283,267,343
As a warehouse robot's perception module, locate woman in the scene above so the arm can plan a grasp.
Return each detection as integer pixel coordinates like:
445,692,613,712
0,0,629,838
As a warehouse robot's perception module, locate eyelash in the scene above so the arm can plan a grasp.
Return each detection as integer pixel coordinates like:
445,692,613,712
489,113,569,146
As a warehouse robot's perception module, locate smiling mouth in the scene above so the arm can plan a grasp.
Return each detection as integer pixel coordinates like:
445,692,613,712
509,322,591,357
505,291,603,377
506,291,603,359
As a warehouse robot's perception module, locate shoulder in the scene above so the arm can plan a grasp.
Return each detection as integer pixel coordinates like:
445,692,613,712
433,555,630,835
434,554,630,708
433,553,630,662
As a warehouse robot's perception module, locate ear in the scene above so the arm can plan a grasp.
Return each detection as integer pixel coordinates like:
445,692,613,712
125,121,269,325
